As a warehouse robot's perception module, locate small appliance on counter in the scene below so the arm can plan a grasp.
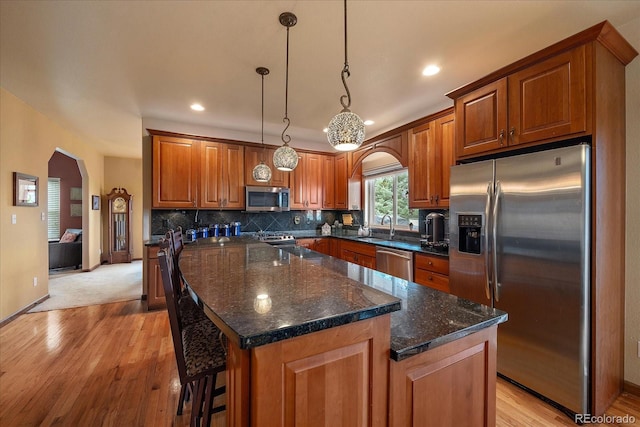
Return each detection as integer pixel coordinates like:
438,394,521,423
425,212,445,243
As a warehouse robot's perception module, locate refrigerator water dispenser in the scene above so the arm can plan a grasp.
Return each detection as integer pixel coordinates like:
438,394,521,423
458,214,482,254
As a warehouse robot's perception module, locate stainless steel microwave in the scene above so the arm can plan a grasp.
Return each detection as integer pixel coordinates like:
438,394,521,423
245,186,290,212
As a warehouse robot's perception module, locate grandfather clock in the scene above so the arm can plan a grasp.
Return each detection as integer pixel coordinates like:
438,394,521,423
106,187,132,264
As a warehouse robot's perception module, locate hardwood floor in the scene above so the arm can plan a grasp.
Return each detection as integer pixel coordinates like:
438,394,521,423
1,300,638,426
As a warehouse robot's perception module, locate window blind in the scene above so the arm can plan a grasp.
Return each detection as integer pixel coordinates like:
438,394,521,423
48,178,61,240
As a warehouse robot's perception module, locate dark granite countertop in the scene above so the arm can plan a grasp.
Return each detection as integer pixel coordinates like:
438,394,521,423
179,237,402,350
179,237,506,361
278,245,507,361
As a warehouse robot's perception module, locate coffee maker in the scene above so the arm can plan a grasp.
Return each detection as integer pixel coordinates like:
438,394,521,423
425,212,445,243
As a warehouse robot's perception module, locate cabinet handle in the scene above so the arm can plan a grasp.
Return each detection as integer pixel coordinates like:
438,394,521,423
509,127,516,141
428,261,433,266
435,195,439,203
499,129,505,145
428,275,433,281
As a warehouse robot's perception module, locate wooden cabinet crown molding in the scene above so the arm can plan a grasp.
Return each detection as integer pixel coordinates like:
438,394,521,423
446,20,637,100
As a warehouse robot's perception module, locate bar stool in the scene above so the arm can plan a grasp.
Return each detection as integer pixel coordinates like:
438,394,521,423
164,231,210,329
158,246,226,426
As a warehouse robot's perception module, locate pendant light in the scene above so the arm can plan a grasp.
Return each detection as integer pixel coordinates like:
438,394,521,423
252,67,272,183
327,0,365,151
273,12,299,172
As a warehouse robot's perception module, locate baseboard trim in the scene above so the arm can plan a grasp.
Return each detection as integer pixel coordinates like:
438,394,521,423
624,380,640,397
0,294,50,328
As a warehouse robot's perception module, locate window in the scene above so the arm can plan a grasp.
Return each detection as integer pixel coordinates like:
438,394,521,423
364,169,418,231
48,178,61,241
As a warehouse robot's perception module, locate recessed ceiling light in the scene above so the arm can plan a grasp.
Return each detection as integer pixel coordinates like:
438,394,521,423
364,120,374,126
422,65,440,76
190,103,205,111
323,128,328,133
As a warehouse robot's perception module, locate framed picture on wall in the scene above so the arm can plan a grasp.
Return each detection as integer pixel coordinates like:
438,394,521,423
70,204,82,217
92,195,100,210
70,187,82,201
13,172,39,207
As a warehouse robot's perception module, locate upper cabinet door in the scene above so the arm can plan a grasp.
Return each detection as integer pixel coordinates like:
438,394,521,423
508,46,587,146
152,136,199,208
322,155,335,209
455,78,508,159
223,143,245,209
200,142,245,209
409,122,437,208
436,113,455,206
334,153,348,210
244,146,289,188
305,153,323,210
199,141,223,208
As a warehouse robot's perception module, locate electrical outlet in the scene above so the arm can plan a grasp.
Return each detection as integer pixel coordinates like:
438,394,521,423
33,277,37,287
11,214,16,224
41,212,46,221
637,340,640,358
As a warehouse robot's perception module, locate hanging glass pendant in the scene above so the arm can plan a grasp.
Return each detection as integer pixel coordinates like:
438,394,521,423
327,110,365,151
273,143,299,171
273,12,299,172
327,0,364,151
252,161,272,182
253,67,273,182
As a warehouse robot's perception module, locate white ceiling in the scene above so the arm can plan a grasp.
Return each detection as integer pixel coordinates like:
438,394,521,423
1,1,639,159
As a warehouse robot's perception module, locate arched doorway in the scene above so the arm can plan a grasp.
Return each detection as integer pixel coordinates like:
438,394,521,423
47,149,87,272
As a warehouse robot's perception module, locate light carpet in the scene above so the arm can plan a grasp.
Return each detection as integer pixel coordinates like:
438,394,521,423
28,261,142,313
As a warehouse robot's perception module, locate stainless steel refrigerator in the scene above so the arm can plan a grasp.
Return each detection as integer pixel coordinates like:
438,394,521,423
449,144,590,415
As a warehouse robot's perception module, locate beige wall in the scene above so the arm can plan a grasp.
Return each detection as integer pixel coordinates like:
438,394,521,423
621,18,640,386
0,88,104,320
103,157,143,260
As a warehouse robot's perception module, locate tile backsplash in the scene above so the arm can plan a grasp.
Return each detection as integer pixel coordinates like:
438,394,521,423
151,209,362,236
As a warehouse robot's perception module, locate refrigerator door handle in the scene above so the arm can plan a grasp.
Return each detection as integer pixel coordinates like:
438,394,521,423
492,180,501,302
484,181,492,301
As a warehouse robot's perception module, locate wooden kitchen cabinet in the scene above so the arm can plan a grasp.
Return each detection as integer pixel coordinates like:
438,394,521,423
296,237,332,256
244,145,289,187
334,153,348,209
414,253,449,293
152,135,199,208
146,246,166,310
338,240,376,269
408,111,455,208
453,46,587,159
152,134,245,209
290,152,323,210
390,326,497,427
322,155,335,209
200,141,245,209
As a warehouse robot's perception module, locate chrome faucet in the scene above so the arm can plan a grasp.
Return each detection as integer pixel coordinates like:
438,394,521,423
380,214,395,240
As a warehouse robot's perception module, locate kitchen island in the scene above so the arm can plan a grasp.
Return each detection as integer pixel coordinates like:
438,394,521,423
179,237,507,427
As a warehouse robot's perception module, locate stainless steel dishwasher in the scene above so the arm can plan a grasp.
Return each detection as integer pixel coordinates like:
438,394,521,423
375,247,414,281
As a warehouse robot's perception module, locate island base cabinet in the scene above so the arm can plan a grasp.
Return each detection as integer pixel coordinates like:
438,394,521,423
389,326,497,427
227,314,391,427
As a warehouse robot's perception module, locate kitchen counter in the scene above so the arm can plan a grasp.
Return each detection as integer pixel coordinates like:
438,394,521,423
178,237,506,425
280,245,506,361
180,237,505,360
179,237,401,349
